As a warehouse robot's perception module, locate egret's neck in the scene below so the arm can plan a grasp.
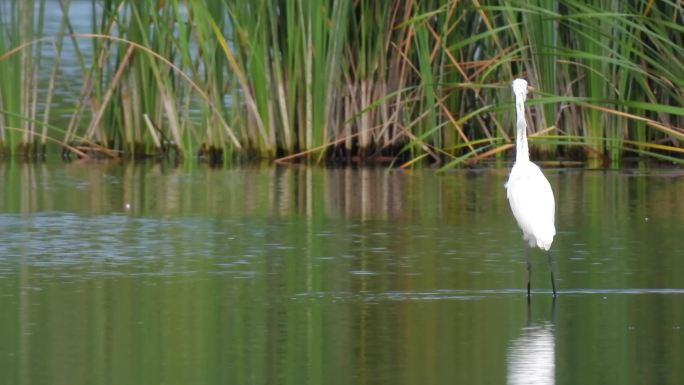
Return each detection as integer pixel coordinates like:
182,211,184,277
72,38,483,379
515,92,530,163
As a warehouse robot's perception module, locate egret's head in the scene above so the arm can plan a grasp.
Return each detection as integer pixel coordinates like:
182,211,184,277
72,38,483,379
512,78,528,98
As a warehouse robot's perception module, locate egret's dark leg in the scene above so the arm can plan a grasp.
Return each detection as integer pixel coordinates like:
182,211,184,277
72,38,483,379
526,248,532,298
547,251,557,297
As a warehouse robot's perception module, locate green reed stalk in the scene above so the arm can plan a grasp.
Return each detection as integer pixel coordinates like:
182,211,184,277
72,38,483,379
568,1,623,166
414,19,438,151
192,2,232,156
0,1,28,155
524,1,559,157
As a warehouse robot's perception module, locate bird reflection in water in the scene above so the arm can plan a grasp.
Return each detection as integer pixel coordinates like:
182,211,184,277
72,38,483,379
506,300,557,385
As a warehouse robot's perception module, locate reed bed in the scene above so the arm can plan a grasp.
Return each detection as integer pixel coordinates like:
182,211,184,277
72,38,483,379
0,0,682,166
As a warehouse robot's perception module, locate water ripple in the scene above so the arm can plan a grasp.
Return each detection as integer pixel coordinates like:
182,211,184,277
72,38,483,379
293,288,684,302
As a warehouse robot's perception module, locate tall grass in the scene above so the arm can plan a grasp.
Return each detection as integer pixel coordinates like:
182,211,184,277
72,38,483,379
0,1,50,157
0,0,682,166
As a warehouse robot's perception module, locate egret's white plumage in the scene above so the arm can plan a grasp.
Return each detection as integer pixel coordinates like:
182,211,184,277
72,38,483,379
506,78,557,296
506,161,555,250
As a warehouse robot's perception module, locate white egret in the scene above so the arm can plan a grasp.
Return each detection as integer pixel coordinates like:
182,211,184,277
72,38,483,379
505,78,557,297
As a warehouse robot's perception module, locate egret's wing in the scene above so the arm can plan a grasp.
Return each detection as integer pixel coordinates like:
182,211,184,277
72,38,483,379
506,162,556,249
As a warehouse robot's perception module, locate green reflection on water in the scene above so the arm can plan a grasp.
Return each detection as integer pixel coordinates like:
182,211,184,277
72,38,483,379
0,161,682,384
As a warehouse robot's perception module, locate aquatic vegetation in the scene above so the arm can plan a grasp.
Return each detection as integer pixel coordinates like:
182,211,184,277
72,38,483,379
0,0,682,166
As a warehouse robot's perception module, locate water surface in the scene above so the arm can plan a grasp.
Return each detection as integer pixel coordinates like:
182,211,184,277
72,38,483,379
0,161,682,384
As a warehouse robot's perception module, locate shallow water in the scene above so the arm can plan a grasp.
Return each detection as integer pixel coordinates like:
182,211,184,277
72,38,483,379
0,161,682,384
